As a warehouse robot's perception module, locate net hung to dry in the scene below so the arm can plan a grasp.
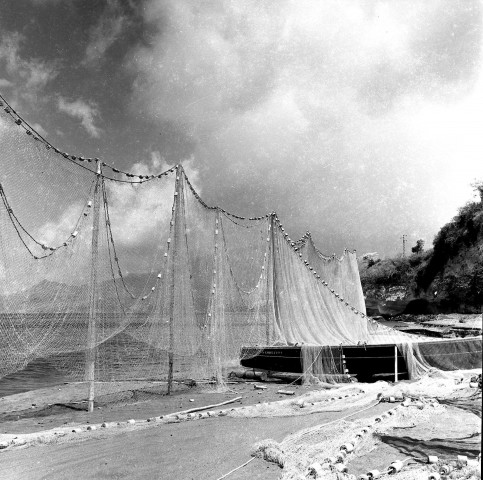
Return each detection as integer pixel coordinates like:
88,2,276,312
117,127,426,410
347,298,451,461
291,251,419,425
0,99,481,405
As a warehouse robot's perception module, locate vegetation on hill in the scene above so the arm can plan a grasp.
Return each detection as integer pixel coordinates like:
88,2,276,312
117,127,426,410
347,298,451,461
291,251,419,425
359,182,483,313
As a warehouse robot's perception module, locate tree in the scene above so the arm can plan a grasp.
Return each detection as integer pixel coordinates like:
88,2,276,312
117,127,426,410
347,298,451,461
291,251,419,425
411,239,425,255
470,180,483,202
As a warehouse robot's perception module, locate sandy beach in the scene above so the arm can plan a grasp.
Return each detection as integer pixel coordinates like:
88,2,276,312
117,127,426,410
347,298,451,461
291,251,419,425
1,370,481,480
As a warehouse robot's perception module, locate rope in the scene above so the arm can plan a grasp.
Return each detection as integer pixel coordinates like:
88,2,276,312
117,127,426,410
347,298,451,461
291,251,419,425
214,457,255,480
101,180,136,299
297,399,383,443
214,399,383,480
323,398,381,424
0,92,175,184
0,94,274,220
219,214,270,297
0,180,95,259
0,91,377,319
101,181,132,317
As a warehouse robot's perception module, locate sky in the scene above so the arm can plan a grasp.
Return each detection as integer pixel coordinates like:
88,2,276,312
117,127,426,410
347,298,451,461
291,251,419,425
0,0,482,257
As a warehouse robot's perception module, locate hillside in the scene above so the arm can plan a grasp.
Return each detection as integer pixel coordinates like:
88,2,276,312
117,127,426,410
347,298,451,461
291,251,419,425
360,184,483,316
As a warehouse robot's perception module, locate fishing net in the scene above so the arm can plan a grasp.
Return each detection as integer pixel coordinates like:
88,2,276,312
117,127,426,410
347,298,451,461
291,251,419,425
250,372,481,480
300,345,350,384
0,98,481,407
251,405,446,480
296,233,366,314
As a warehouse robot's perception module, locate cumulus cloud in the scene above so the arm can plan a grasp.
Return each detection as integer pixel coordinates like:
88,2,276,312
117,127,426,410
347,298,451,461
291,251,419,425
84,0,128,65
126,0,483,255
37,202,84,247
57,97,102,138
26,155,202,279
106,155,200,251
128,0,482,255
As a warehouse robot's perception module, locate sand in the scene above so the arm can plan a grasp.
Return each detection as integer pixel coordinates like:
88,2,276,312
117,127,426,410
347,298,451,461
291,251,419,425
0,372,481,480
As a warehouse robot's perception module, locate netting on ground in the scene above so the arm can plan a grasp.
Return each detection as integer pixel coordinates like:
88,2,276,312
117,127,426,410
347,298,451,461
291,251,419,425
0,99,481,406
250,370,482,480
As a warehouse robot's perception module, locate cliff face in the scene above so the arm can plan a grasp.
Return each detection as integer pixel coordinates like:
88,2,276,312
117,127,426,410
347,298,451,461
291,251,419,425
415,197,483,313
361,190,483,317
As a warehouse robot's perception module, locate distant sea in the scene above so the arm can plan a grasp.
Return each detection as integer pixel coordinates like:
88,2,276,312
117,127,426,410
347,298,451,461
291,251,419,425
0,320,404,398
0,359,68,398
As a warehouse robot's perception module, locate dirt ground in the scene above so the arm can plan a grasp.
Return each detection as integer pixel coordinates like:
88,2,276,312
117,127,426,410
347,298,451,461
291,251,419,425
0,380,338,435
0,373,481,480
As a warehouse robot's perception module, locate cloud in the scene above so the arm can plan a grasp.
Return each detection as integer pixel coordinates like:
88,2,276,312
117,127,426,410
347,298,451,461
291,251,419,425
106,156,200,251
37,202,84,247
28,0,66,4
128,0,482,255
0,78,13,88
0,33,58,91
31,122,48,137
84,0,128,64
57,96,102,137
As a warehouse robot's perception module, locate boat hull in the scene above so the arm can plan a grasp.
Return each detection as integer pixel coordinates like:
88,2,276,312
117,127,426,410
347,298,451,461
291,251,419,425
240,337,482,383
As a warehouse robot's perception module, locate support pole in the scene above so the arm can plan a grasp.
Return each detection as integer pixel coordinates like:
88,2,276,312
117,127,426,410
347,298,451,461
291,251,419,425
86,160,102,412
270,214,281,331
394,345,398,382
167,166,182,395
265,217,271,345
211,209,222,385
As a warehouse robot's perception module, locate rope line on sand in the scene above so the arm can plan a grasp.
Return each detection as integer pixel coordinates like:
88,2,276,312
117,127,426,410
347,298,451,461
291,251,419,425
214,457,255,480
290,399,382,444
321,398,381,425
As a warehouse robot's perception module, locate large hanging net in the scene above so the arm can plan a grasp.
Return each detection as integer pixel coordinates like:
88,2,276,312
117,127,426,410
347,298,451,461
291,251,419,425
0,96,481,404
295,233,366,315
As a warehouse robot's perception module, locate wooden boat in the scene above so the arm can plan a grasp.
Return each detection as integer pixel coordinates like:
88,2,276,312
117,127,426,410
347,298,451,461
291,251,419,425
240,336,482,383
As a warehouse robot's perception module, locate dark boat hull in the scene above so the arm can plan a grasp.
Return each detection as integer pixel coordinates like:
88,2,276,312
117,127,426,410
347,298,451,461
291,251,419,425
240,337,482,383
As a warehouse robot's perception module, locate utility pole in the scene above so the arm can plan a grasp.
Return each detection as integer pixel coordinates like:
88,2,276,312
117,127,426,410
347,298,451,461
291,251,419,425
401,234,407,258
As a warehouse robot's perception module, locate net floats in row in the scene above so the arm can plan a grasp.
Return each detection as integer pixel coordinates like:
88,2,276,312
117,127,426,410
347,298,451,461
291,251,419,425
356,454,481,480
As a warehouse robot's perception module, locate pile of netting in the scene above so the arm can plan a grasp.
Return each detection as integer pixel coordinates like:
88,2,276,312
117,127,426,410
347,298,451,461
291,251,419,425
250,370,482,480
0,96,481,405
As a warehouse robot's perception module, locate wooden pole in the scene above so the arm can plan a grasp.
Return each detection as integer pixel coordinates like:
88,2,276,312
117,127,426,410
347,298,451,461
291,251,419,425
86,160,101,412
265,217,271,345
172,396,242,416
167,166,182,395
270,214,280,331
212,209,221,385
394,345,398,382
